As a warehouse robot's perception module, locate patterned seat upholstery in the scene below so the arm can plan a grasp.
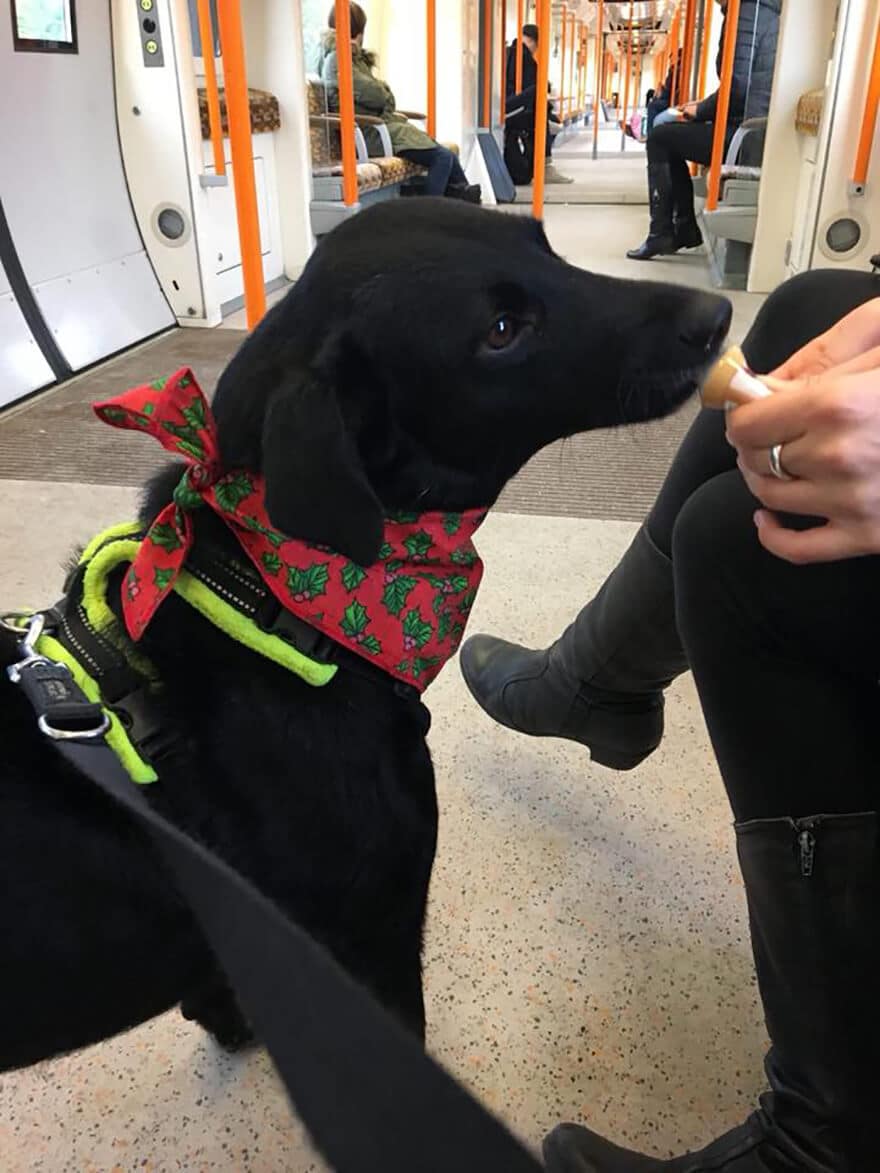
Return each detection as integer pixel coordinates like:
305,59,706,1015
795,89,824,137
197,87,281,139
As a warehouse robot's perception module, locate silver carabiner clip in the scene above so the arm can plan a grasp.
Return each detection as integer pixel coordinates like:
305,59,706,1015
6,612,50,683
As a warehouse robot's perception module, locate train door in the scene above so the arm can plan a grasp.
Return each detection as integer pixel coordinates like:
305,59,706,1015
0,0,174,407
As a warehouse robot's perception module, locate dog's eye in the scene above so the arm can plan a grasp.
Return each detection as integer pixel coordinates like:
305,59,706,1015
485,314,520,351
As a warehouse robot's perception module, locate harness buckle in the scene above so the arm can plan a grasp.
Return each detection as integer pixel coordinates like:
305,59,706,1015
255,597,338,665
5,612,50,682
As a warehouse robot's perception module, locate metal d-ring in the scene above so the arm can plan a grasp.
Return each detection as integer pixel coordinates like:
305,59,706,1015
38,711,112,742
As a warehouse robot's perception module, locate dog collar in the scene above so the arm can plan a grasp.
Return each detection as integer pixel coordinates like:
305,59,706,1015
93,369,487,691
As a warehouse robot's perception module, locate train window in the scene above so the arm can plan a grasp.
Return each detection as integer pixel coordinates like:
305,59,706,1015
11,0,77,53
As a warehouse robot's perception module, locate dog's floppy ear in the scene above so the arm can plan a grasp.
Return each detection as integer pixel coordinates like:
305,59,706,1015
261,367,385,567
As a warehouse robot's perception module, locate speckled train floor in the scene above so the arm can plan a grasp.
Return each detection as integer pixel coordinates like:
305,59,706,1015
0,486,767,1171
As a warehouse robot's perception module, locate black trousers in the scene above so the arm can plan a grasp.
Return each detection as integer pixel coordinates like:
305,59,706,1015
644,269,880,822
645,120,716,224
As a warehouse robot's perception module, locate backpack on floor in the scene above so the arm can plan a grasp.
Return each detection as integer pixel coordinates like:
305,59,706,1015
503,128,534,186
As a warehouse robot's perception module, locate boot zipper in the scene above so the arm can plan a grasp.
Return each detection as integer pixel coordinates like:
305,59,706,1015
794,817,819,877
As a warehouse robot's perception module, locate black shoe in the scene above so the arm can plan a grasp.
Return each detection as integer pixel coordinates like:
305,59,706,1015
446,182,482,204
460,637,664,770
674,218,703,250
459,527,685,770
626,233,677,260
543,812,880,1173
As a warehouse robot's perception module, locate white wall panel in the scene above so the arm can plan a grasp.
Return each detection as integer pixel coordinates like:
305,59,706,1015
0,292,55,406
32,252,172,372
0,0,173,374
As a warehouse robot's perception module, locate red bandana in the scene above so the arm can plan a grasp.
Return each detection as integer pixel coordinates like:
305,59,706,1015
92,369,486,691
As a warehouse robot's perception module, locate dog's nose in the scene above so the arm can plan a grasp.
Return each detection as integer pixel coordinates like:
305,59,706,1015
678,294,733,360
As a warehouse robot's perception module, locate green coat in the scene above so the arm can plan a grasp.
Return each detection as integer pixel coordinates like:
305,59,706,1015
315,31,437,156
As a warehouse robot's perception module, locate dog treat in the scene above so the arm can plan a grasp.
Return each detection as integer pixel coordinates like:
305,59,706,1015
702,346,772,409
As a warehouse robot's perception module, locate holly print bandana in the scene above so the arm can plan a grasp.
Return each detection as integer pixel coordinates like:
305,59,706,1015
93,368,486,691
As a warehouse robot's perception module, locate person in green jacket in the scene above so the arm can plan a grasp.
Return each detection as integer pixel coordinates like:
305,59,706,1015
316,4,480,202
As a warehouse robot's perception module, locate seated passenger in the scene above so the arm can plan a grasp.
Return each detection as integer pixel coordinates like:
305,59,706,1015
504,23,573,185
462,266,880,1173
627,0,781,260
316,3,480,203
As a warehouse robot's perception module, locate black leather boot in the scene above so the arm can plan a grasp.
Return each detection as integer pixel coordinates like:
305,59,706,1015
626,163,676,260
673,217,703,250
544,811,880,1173
459,527,687,770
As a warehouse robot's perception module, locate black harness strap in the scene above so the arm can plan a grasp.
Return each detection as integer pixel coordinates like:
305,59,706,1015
9,643,541,1173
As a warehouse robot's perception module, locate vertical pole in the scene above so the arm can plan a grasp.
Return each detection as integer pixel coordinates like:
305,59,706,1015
426,0,436,137
531,0,551,217
669,3,681,106
697,0,713,101
705,0,740,211
592,1,604,160
560,5,567,126
515,0,524,92
216,0,266,329
331,0,359,209
500,0,507,122
196,0,225,176
569,12,576,121
853,13,880,188
680,0,698,104
620,0,634,150
482,0,493,127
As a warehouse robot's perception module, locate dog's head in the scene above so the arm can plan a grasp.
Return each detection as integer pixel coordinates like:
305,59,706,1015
212,200,730,565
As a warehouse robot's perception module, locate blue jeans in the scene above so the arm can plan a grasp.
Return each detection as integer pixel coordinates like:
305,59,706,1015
397,146,468,196
645,95,669,134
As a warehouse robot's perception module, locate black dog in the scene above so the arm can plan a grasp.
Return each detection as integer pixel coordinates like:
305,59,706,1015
0,199,730,1071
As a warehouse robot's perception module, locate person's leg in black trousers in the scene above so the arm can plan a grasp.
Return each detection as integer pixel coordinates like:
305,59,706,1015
544,463,880,1173
626,120,717,261
460,268,880,768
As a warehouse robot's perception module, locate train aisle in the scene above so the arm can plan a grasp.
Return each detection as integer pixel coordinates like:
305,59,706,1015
0,207,768,1169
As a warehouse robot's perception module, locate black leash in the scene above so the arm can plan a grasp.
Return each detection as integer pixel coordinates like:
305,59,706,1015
7,618,543,1173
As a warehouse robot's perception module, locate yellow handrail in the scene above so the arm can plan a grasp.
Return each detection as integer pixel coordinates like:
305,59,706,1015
705,0,740,211
195,0,225,177
216,0,265,329
531,0,551,217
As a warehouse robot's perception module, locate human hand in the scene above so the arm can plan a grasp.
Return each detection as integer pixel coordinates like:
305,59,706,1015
679,102,698,121
726,357,880,562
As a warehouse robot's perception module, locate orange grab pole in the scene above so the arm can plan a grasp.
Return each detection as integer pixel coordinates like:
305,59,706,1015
697,0,712,99
680,0,698,104
216,0,265,329
196,0,225,176
426,0,436,137
500,0,507,122
331,0,359,209
515,0,524,92
853,16,880,188
669,5,681,105
531,0,551,217
706,0,740,211
482,0,493,127
569,13,577,118
560,5,567,124
621,0,634,127
592,2,604,157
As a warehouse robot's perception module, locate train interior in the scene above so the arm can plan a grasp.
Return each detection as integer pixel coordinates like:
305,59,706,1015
1,0,879,1167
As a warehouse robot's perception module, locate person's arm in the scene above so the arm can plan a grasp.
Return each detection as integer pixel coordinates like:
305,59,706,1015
726,300,880,563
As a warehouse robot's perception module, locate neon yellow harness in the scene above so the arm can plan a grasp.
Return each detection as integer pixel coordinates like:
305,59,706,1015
18,523,337,785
